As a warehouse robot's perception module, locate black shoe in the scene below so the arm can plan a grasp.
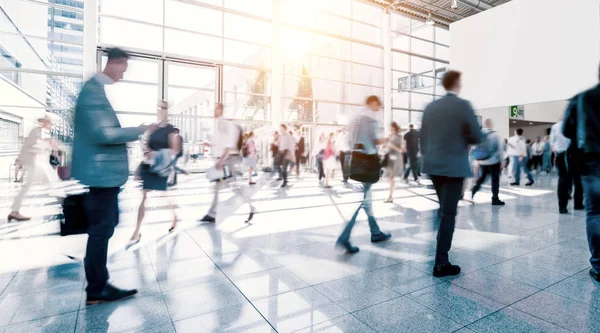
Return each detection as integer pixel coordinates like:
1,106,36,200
525,181,534,186
559,209,569,215
86,284,137,305
200,215,216,223
471,188,476,200
510,182,519,186
281,182,288,188
574,205,585,211
433,263,461,278
371,232,392,243
336,240,359,254
275,178,282,181
491,200,505,206
590,268,600,282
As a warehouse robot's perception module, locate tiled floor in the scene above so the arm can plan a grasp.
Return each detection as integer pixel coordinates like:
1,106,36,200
0,171,598,333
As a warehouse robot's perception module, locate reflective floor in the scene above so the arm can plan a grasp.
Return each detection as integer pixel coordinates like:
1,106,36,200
0,171,597,333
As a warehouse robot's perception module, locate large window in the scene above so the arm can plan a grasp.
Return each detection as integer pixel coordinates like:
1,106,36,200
0,0,83,146
391,12,449,129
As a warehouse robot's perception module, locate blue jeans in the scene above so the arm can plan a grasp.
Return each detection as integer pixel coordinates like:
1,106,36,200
512,156,534,184
582,155,600,272
542,152,552,172
337,183,382,243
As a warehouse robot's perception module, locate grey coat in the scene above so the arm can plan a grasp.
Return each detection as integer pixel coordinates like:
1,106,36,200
72,75,145,188
420,93,482,178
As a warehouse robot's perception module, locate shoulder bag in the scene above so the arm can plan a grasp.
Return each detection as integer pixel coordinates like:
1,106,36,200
348,116,382,184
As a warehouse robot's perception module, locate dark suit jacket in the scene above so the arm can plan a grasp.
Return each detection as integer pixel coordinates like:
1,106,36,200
420,93,482,178
563,83,600,154
404,129,420,155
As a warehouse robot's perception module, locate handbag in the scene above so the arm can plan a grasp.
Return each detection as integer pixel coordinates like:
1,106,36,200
60,194,88,236
348,116,382,184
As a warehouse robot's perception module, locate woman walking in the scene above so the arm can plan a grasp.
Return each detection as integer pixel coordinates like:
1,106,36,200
128,100,181,246
244,131,257,185
314,133,326,183
385,122,404,203
323,132,337,188
8,113,62,222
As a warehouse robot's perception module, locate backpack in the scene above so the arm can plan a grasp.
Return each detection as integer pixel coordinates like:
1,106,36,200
471,130,496,161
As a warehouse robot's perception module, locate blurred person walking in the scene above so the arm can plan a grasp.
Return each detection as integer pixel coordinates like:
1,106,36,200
314,133,326,182
72,48,148,304
336,128,350,183
128,100,180,247
270,132,279,178
403,124,420,183
421,70,481,277
470,119,505,206
563,69,600,281
542,135,552,173
551,119,571,214
277,124,295,188
385,122,404,203
323,132,337,188
168,128,187,187
8,113,63,222
200,103,255,223
295,131,305,176
507,129,534,186
336,96,391,254
531,137,544,171
243,131,257,185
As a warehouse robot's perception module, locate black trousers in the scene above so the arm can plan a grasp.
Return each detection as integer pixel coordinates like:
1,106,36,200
403,153,419,181
556,152,570,210
472,163,501,201
316,154,324,180
84,187,120,294
431,175,464,266
569,147,584,208
339,151,348,181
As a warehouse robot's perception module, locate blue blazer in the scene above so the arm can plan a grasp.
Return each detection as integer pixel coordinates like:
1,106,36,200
420,93,482,178
71,75,145,188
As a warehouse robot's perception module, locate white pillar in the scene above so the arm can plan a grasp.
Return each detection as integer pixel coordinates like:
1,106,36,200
83,0,98,81
270,0,282,126
382,9,392,136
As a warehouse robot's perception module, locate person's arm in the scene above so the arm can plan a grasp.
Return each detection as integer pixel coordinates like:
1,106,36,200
420,111,429,154
562,97,577,140
463,101,482,145
79,87,146,145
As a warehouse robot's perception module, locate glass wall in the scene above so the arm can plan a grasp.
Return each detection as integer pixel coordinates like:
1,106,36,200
391,13,450,129
0,0,83,151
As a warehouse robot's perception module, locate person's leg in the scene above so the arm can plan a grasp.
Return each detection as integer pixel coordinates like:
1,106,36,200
317,156,324,181
410,155,419,181
523,158,535,184
471,164,490,197
387,176,395,201
282,159,289,185
206,181,222,218
339,151,346,181
10,164,35,216
557,152,569,212
131,190,149,241
571,150,584,208
512,156,520,184
582,158,600,275
490,163,501,202
433,176,463,266
84,187,119,295
360,183,384,236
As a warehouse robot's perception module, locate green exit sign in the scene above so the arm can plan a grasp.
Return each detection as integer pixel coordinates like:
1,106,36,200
509,105,524,119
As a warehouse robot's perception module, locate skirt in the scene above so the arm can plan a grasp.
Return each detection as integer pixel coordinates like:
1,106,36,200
386,154,404,178
141,164,169,191
243,156,257,167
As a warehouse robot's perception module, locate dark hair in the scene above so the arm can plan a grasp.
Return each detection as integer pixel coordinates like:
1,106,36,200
526,139,531,144
391,122,400,133
516,128,524,136
107,48,129,60
409,124,414,129
281,124,287,130
366,95,381,105
173,128,180,133
442,70,461,90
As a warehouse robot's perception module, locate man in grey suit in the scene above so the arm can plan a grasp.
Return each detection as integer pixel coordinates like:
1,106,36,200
420,70,482,277
73,48,153,304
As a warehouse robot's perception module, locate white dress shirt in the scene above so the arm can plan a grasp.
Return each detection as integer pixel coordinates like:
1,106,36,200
335,132,350,152
506,135,527,157
212,117,239,157
550,121,571,153
532,142,544,156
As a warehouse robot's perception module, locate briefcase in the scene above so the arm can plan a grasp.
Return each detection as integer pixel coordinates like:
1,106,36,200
60,194,88,236
349,150,381,184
